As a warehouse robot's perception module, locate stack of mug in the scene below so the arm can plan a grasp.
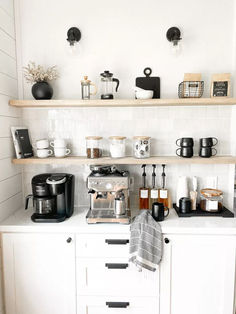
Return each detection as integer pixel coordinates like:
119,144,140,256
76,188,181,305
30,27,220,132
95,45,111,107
35,139,53,158
50,139,71,158
176,137,194,158
199,137,217,158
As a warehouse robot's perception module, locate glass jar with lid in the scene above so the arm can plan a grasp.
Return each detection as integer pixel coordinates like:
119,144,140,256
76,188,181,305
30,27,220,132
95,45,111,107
109,136,126,158
86,136,103,158
133,136,151,158
200,188,223,212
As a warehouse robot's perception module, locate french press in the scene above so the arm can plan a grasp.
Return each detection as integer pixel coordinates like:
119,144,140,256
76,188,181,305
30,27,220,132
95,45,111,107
100,70,120,99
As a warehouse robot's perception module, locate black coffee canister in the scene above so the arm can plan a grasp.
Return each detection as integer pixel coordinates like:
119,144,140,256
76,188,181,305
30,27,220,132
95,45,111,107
179,197,191,214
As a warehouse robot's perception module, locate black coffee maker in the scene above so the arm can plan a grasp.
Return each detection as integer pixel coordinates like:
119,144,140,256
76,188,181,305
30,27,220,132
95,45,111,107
25,173,75,222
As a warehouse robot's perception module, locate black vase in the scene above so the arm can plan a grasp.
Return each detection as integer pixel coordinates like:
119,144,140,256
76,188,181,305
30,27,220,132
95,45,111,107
32,81,53,100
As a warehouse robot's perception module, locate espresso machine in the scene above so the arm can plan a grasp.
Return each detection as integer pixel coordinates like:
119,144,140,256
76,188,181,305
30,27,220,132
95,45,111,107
25,173,75,222
86,165,130,224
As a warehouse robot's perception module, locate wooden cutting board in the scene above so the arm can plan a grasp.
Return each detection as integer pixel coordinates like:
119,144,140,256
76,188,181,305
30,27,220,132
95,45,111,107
136,67,160,98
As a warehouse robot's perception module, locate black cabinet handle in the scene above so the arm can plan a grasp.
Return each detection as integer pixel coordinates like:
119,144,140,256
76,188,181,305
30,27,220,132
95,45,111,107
66,237,72,243
105,263,128,269
106,302,129,308
105,239,129,245
164,238,169,244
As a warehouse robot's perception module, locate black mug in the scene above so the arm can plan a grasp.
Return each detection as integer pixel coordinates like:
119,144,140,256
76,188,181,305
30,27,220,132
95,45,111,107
199,147,217,158
176,147,193,158
179,197,191,214
152,202,169,222
176,137,194,147
199,137,218,147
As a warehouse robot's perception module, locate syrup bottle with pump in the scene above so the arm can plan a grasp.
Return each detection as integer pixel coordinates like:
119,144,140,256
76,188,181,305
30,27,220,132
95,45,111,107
158,164,169,209
149,165,159,209
139,164,149,210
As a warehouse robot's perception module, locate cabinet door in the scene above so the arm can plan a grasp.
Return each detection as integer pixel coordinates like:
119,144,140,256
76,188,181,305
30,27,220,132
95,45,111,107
160,235,236,314
2,233,76,314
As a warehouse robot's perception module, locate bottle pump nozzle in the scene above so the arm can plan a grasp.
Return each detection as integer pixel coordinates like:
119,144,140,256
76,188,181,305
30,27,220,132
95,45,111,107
141,164,146,188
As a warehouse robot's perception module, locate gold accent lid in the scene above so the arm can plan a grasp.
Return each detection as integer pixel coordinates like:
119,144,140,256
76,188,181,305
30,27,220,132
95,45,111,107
109,136,126,140
85,136,103,140
200,188,223,198
133,136,151,140
81,76,91,83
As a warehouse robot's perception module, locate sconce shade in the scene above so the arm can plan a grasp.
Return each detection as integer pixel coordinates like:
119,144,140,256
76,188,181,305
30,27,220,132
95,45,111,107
67,27,81,46
166,27,181,45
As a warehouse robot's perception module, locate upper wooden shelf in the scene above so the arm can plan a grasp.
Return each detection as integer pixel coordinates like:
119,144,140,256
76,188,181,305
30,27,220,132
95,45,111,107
12,156,236,165
9,98,236,108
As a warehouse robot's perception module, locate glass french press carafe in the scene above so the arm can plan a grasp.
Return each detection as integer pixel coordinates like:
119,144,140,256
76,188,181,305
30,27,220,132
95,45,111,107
100,70,120,99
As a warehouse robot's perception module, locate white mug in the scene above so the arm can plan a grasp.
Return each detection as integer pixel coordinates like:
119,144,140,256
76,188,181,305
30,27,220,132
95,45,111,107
35,139,49,149
50,139,66,148
37,149,53,158
54,147,71,158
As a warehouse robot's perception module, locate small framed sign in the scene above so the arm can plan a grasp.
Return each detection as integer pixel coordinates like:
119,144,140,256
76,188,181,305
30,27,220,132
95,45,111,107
211,73,230,97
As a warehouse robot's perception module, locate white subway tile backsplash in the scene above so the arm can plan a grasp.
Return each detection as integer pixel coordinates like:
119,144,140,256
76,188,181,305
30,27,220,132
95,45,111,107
21,105,235,210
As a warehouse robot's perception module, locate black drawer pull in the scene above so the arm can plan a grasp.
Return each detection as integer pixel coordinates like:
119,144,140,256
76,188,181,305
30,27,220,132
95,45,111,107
105,239,129,245
106,302,130,308
105,263,128,269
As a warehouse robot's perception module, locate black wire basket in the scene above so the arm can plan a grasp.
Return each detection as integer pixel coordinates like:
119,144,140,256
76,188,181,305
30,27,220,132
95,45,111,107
178,81,204,98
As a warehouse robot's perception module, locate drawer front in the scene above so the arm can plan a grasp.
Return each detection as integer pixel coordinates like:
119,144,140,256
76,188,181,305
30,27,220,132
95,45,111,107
76,234,130,258
77,296,158,314
76,258,159,296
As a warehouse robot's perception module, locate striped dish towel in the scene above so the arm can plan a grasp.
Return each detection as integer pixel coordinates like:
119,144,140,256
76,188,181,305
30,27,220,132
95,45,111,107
129,210,162,272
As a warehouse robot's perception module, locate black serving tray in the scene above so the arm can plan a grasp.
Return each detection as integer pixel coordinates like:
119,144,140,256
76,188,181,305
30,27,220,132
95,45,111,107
173,203,234,218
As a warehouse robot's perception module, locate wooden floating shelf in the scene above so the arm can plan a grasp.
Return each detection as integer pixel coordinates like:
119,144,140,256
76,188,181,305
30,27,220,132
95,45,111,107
12,156,236,165
9,98,236,108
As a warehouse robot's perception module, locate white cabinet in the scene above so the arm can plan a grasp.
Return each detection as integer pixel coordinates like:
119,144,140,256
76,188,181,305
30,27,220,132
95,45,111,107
160,234,236,314
2,233,76,314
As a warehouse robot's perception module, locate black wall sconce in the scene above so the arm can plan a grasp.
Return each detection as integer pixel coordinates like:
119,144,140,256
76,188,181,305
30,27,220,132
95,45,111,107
166,27,182,53
67,27,81,46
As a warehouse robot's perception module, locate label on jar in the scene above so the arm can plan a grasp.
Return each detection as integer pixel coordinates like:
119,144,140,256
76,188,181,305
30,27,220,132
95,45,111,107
140,190,148,198
160,189,168,199
151,190,158,199
208,200,218,211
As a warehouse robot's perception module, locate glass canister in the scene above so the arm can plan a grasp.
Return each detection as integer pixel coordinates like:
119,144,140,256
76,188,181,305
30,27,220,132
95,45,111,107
200,188,223,212
109,136,126,158
133,136,151,158
86,136,103,158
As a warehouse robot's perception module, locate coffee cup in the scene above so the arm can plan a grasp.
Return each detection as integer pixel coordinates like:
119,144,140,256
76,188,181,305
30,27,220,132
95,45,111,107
176,147,193,158
199,147,217,158
199,137,218,147
35,139,49,149
176,137,194,147
50,138,66,148
54,147,71,158
152,202,169,222
37,149,53,158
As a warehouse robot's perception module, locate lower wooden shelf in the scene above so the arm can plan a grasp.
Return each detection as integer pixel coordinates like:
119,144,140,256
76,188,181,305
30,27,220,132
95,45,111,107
12,156,236,165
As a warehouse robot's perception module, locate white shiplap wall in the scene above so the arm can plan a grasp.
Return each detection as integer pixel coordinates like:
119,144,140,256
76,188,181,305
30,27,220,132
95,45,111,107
0,0,22,221
0,2,22,312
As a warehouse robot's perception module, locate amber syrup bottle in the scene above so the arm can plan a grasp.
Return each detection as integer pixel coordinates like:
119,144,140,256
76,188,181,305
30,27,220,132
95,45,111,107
149,165,159,209
158,164,169,209
139,164,149,210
